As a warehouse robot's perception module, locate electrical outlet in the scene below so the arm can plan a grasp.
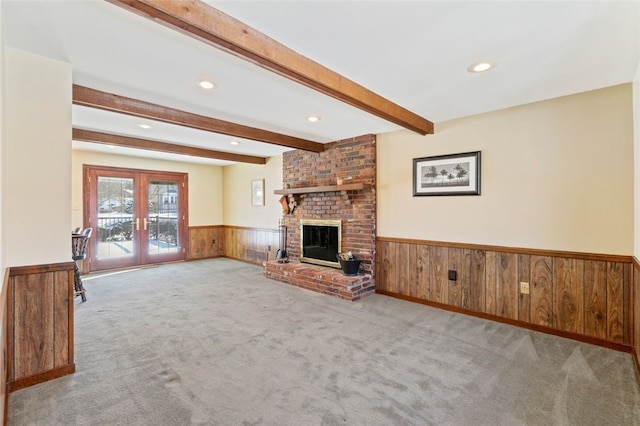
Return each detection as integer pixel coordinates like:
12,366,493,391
520,281,530,295
268,245,271,251
211,239,216,245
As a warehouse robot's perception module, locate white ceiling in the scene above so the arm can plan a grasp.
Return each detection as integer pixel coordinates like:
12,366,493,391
3,0,639,166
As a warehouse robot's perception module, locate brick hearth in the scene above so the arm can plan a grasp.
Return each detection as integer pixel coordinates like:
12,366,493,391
263,261,374,301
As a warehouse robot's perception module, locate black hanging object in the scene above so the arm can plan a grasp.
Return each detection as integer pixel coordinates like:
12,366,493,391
276,221,288,263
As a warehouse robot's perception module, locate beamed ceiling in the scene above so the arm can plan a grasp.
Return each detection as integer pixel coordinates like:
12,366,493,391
3,1,639,165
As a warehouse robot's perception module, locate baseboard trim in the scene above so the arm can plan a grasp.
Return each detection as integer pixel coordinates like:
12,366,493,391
223,255,264,267
376,289,633,353
187,255,224,262
8,364,75,393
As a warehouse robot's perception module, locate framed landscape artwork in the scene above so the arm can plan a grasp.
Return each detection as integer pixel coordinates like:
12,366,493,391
413,151,481,196
251,179,265,206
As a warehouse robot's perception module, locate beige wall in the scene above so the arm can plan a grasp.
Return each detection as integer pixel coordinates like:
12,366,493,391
378,84,634,255
71,151,223,228
4,49,72,266
222,155,282,229
0,3,5,272
634,62,640,259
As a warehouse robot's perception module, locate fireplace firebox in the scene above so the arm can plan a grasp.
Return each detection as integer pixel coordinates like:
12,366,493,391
300,219,341,268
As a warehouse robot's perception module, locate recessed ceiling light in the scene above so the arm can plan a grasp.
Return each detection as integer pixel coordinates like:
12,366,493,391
230,141,240,146
199,80,215,90
138,124,151,129
467,62,495,73
307,115,321,123
107,145,117,149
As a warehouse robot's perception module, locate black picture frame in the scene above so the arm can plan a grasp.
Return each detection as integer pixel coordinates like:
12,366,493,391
413,151,481,196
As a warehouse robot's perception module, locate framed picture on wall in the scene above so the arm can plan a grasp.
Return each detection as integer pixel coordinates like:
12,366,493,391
251,179,265,206
413,151,481,196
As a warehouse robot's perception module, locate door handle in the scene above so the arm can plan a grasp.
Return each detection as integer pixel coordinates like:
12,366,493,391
143,218,148,231
135,218,140,231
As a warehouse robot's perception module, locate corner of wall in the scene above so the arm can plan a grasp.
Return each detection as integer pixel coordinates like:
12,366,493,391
1,4,6,274
0,2,8,422
222,154,283,229
633,60,640,258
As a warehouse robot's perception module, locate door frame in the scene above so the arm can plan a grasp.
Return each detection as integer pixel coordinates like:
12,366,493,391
83,164,189,273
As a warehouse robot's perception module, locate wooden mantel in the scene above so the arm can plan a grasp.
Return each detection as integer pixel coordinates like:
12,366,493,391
274,183,370,195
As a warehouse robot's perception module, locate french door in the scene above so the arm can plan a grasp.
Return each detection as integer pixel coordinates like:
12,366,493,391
84,165,188,272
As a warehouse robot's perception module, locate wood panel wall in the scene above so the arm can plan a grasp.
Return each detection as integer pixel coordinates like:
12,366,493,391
188,225,224,260
7,263,76,392
188,225,283,264
377,237,633,349
223,226,279,265
1,269,8,425
633,258,640,377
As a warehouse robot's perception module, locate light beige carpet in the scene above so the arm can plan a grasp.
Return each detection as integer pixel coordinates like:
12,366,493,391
9,258,640,425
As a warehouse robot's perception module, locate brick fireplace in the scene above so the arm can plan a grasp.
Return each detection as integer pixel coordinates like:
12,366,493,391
263,134,376,301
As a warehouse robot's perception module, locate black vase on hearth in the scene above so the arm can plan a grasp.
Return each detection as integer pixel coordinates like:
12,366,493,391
337,254,361,276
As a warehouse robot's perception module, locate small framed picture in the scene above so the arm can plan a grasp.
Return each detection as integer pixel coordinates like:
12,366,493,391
251,179,265,206
413,151,481,196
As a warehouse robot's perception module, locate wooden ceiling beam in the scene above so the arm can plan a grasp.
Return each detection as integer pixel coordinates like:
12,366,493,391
72,85,324,153
73,127,267,164
72,128,267,165
107,0,434,135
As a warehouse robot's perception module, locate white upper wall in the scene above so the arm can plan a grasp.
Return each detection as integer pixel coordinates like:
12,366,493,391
0,1,5,272
71,150,223,227
4,48,72,266
222,155,283,228
378,84,634,255
634,61,640,259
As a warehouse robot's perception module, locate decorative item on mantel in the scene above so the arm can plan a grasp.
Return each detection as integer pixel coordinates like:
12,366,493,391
288,195,297,214
278,196,290,215
278,193,296,216
336,251,361,276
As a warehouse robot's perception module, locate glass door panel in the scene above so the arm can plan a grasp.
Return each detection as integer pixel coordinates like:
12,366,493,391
97,176,135,259
145,180,181,259
91,172,140,271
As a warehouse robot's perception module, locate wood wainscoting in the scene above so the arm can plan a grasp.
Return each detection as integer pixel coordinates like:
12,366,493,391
188,225,225,260
1,269,9,425
223,226,280,265
7,263,76,392
633,258,640,379
377,237,633,350
188,225,280,265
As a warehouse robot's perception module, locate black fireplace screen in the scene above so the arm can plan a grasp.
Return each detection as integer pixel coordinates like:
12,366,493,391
300,220,341,267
